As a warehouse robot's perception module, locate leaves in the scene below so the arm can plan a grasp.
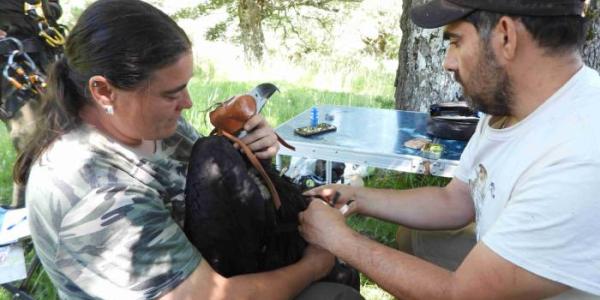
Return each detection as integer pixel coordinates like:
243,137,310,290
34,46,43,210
171,0,376,61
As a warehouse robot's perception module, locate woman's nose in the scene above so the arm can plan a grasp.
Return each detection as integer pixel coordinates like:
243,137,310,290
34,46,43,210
178,90,193,111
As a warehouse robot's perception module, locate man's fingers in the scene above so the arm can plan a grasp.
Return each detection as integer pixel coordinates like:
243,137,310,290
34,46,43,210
303,187,337,200
302,188,320,196
307,198,333,210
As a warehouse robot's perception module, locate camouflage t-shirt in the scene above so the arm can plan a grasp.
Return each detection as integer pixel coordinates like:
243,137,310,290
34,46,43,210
26,119,202,299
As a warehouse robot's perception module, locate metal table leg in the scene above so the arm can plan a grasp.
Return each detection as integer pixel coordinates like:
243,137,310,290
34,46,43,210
326,160,332,184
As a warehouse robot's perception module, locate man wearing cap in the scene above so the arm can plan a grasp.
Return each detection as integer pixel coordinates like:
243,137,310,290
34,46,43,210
299,0,600,298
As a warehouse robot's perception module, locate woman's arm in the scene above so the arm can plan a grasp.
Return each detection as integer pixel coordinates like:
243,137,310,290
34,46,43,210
160,245,334,300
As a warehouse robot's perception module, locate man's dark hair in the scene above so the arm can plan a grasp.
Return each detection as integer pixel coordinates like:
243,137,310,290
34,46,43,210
465,10,588,55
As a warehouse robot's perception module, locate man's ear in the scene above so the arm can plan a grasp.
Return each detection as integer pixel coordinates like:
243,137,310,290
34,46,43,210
493,16,518,63
88,75,115,107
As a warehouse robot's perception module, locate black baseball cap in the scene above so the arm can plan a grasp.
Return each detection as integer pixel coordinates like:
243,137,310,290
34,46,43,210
411,0,586,28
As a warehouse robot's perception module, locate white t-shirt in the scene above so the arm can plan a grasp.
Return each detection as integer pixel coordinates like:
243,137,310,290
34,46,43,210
455,66,600,299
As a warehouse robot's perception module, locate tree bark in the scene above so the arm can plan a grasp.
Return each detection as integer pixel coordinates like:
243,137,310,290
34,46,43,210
395,0,600,111
583,0,600,71
238,0,266,62
394,0,462,112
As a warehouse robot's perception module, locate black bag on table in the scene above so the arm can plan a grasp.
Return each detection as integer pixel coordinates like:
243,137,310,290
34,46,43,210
427,102,479,141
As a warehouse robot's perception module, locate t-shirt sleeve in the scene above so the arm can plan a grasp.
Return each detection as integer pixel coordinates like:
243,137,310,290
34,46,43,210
481,152,600,295
55,183,202,299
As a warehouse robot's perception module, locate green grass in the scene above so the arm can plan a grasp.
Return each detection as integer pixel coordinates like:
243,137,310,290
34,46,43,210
184,58,398,136
0,62,444,299
0,126,15,204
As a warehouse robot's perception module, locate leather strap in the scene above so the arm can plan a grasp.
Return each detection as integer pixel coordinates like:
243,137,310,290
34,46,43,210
277,133,295,151
218,130,282,210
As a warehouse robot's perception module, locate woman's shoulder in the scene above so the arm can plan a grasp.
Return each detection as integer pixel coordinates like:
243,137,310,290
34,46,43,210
28,125,138,196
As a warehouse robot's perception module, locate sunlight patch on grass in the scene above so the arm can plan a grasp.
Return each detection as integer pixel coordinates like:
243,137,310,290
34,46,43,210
361,281,396,300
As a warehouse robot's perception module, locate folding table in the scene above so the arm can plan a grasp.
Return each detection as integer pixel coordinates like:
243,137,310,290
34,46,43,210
275,105,468,182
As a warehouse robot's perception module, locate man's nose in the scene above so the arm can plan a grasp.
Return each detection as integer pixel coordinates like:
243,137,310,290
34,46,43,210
443,51,457,72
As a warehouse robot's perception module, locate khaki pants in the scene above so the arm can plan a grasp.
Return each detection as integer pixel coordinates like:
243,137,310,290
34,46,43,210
295,282,364,300
397,223,476,271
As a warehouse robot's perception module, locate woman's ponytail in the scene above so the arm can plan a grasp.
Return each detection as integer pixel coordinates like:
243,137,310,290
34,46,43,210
12,57,84,184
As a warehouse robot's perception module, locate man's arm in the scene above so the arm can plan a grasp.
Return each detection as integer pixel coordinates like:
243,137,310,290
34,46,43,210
299,200,569,300
305,178,475,230
160,245,334,300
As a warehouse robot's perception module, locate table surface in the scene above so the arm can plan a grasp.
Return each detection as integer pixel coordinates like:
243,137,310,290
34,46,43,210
276,105,468,177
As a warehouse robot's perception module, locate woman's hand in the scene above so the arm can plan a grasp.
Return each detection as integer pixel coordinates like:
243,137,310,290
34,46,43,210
240,114,279,159
303,184,360,215
0,30,6,38
302,244,335,281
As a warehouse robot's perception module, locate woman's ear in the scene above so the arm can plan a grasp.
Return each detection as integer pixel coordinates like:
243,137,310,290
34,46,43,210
88,75,114,108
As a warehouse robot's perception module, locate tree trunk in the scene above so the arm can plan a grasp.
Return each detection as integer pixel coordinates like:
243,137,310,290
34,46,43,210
394,0,462,112
238,0,266,62
395,0,600,111
583,0,600,71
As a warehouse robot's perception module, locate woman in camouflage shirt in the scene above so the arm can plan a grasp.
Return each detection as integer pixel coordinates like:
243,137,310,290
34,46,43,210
11,0,358,299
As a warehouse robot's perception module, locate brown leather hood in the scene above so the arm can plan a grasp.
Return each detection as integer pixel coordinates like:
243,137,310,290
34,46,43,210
209,94,257,135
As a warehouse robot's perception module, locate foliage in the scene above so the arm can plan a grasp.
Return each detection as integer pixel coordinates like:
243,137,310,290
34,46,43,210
586,0,599,41
57,0,94,29
0,127,14,202
170,0,232,20
205,21,229,41
171,0,401,61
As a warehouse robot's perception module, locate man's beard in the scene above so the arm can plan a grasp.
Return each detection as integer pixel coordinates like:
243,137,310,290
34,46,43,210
456,41,514,116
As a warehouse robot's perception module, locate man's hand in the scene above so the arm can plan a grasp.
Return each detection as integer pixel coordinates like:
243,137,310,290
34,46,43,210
239,114,279,159
0,30,6,38
303,184,360,215
298,199,353,252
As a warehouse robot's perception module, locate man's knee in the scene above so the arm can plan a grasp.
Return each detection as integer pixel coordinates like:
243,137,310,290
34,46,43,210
396,225,414,254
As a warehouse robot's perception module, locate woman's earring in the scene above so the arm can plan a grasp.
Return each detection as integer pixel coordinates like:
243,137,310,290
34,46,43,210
103,105,114,115
92,81,99,87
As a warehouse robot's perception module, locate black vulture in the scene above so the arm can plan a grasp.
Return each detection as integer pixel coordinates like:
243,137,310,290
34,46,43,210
183,135,359,290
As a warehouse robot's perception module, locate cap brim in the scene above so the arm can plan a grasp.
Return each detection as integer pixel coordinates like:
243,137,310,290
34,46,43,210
410,0,475,29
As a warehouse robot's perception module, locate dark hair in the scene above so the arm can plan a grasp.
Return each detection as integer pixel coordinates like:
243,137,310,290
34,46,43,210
13,0,192,184
465,9,588,54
